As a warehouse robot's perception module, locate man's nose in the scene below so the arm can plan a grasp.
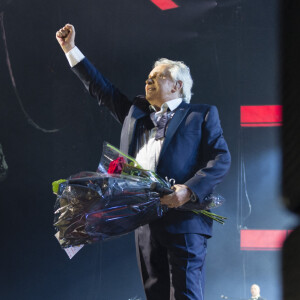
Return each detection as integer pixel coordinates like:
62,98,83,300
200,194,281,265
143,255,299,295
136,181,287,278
146,78,153,85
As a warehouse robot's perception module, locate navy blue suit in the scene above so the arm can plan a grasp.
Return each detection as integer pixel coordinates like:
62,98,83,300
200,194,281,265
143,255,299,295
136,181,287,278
72,58,231,299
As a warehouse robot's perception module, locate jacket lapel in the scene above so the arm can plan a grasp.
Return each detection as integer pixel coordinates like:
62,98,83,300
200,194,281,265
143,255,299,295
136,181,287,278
124,107,148,156
121,96,150,155
157,102,190,166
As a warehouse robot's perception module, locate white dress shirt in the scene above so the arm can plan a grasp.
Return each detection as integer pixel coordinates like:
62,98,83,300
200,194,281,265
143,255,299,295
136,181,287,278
135,99,182,171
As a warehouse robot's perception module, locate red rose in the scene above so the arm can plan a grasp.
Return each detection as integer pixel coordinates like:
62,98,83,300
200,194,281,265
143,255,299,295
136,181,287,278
107,157,125,174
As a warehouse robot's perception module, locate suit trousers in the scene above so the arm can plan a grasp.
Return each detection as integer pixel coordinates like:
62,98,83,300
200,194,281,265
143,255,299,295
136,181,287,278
135,224,207,300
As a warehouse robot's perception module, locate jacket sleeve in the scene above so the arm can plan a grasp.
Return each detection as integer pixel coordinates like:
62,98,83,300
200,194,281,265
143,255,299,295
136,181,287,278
71,58,132,124
184,105,231,205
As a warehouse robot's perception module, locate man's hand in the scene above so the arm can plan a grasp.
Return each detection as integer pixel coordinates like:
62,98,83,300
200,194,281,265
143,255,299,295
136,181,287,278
56,24,75,53
160,184,192,208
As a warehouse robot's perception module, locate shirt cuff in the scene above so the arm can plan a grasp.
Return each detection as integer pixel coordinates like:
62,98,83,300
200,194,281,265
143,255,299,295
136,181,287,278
185,185,198,203
189,192,198,203
65,46,85,67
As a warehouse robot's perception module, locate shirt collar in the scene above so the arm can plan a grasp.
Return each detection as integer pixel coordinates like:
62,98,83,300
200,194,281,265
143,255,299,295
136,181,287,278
149,98,182,113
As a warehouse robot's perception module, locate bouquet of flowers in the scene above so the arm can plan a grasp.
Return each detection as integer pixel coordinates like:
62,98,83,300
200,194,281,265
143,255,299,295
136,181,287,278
53,142,226,249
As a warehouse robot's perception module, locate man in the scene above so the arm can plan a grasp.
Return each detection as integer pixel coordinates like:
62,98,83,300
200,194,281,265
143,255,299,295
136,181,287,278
249,284,265,300
56,24,231,300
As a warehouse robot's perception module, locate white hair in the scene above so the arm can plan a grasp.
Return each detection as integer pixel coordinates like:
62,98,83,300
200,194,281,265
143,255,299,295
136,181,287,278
154,58,193,103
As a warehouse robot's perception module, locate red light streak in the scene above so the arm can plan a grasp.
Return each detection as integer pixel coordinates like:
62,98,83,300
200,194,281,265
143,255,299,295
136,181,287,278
240,105,282,127
151,0,179,10
240,229,290,251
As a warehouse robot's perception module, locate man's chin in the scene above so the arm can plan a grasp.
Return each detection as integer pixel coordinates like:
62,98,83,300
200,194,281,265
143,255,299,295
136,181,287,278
146,95,154,104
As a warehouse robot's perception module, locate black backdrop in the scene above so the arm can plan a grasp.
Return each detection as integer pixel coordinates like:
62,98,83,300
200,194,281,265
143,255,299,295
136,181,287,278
0,0,292,299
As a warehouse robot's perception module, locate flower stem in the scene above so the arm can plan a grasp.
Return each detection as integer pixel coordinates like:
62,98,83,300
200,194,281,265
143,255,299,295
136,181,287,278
192,209,227,225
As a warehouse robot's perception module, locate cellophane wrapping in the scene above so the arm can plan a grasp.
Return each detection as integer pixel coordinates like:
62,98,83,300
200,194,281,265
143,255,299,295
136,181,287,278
53,142,225,248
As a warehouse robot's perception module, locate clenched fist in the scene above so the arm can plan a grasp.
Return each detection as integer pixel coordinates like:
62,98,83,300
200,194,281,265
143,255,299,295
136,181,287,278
56,24,75,53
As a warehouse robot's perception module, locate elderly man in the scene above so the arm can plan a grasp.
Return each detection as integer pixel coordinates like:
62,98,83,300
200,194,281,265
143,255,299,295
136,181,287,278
56,24,231,300
249,284,265,300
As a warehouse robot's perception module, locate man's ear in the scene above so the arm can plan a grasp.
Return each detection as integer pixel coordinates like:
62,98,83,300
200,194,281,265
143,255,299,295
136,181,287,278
175,80,183,91
172,80,183,93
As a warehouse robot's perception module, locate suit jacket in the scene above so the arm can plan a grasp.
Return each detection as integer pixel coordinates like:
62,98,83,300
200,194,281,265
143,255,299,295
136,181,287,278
72,58,231,237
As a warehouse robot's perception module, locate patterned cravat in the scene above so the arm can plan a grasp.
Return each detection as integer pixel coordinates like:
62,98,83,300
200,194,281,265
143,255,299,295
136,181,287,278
155,111,169,140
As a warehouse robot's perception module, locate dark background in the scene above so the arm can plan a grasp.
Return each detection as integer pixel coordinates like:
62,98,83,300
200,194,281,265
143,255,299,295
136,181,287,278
0,0,296,299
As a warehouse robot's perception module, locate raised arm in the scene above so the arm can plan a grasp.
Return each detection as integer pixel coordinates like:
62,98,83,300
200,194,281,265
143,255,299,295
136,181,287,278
56,24,132,124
